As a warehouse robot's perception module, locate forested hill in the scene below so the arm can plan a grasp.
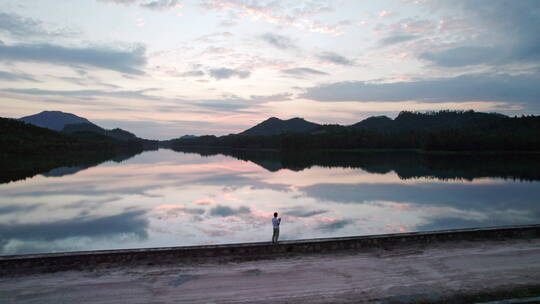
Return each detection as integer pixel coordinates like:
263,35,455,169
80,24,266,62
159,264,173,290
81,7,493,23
0,117,146,184
240,117,321,136
0,117,143,157
350,110,508,132
17,110,158,149
171,110,540,152
19,110,95,131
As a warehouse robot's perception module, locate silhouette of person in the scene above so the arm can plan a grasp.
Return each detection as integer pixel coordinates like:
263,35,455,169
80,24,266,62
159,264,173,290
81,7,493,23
272,212,281,244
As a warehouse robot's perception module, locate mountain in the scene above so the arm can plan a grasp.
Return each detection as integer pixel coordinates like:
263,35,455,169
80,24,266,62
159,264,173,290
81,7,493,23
180,135,198,139
240,117,321,136
62,123,138,141
169,110,540,152
19,111,98,131
350,116,394,132
61,122,104,134
18,110,158,149
1,117,143,156
0,117,144,184
350,110,508,132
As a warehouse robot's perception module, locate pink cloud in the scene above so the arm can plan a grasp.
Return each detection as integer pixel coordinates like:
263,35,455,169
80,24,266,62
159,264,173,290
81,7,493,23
438,17,473,33
200,0,346,35
199,46,234,56
379,10,395,18
385,223,409,233
221,193,241,203
402,19,436,33
155,204,185,210
194,199,216,206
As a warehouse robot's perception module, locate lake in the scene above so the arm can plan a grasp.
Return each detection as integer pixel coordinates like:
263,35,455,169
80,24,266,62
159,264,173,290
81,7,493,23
1,149,539,255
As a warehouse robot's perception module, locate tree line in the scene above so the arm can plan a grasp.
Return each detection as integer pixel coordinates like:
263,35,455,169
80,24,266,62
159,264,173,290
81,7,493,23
171,112,540,152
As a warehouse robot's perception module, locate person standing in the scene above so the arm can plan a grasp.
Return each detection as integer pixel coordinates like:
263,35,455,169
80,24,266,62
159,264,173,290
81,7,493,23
272,212,281,243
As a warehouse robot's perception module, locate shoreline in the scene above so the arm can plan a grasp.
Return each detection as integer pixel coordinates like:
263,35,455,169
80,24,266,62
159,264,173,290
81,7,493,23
2,224,539,276
2,225,540,303
172,145,540,155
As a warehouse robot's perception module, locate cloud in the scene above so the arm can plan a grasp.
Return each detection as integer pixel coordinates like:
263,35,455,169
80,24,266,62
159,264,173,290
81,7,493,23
317,51,354,66
420,0,540,67
200,0,345,35
0,204,40,215
140,0,181,10
260,33,297,50
301,72,540,105
98,0,182,10
0,11,75,38
416,216,538,232
299,182,540,213
195,31,234,43
0,42,146,74
199,46,233,56
380,33,419,46
246,93,292,102
189,92,292,111
3,87,159,100
181,70,205,77
419,44,540,67
0,70,38,82
282,67,328,77
208,67,250,80
55,75,121,89
373,17,432,47
419,46,493,67
189,171,290,193
99,0,138,4
284,207,327,218
316,219,354,232
160,205,205,217
2,86,289,116
209,205,250,217
378,10,395,18
0,210,148,243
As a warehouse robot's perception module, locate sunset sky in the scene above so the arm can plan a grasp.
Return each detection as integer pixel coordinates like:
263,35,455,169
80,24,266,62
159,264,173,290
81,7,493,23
1,0,539,139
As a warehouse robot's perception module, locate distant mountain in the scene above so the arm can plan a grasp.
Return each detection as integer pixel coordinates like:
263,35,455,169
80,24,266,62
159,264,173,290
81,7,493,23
180,135,198,139
19,111,98,131
240,117,321,136
169,110,540,152
350,110,508,132
62,123,138,141
18,111,157,149
350,116,394,132
0,117,145,184
107,128,138,141
1,117,143,156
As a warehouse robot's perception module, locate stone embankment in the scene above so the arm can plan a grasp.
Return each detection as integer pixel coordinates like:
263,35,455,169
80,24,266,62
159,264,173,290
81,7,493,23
1,224,539,275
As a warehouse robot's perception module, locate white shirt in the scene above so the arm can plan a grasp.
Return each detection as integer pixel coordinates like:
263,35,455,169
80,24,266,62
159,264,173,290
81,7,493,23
272,217,281,228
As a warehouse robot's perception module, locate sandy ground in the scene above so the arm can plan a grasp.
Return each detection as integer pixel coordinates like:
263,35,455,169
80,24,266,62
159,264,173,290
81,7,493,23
1,239,540,303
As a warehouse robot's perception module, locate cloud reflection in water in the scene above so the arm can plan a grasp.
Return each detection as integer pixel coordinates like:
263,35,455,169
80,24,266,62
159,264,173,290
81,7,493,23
1,149,539,255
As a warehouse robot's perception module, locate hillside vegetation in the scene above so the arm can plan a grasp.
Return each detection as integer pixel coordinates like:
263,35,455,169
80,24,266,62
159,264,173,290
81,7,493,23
171,110,540,152
0,118,144,183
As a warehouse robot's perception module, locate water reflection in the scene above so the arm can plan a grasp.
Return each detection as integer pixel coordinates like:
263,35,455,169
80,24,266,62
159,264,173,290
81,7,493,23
0,149,143,184
0,149,539,255
176,148,540,181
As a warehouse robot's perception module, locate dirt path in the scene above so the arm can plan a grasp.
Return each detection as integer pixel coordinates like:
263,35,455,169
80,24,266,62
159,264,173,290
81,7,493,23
1,239,540,303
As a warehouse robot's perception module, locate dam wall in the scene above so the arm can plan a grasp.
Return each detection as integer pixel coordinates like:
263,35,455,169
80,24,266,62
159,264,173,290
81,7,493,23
1,224,539,276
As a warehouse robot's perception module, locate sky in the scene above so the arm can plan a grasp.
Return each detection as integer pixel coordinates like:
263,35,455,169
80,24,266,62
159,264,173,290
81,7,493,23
1,0,539,139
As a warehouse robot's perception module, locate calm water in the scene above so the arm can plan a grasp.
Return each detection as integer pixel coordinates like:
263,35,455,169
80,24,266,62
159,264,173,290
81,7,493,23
1,149,539,255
